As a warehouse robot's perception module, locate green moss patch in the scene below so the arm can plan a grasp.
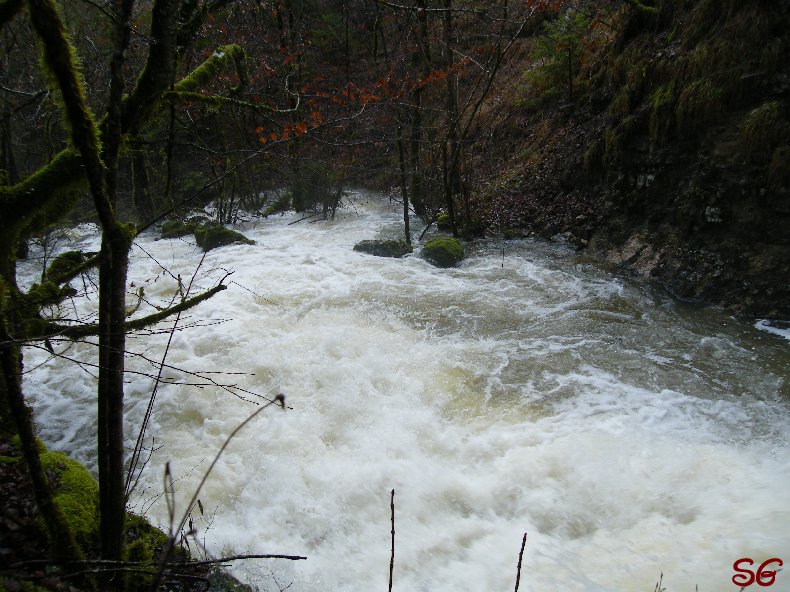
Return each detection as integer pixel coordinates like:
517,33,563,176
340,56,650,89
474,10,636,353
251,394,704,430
194,224,255,252
161,219,202,239
39,450,99,551
739,102,789,163
262,193,291,217
45,250,89,283
649,83,676,144
422,237,465,268
675,79,723,138
436,213,452,230
26,281,76,307
353,239,413,258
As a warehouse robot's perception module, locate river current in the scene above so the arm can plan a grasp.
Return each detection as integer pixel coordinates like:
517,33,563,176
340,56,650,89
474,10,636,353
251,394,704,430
21,193,790,591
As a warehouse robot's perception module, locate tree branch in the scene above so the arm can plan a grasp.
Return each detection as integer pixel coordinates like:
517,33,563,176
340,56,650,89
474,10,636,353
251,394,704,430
46,282,228,339
624,0,658,15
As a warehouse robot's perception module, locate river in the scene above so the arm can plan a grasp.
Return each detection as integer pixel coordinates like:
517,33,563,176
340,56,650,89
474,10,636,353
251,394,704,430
21,193,790,591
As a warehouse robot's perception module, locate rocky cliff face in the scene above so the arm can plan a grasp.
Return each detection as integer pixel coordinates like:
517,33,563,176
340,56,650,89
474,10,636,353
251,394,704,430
478,0,790,318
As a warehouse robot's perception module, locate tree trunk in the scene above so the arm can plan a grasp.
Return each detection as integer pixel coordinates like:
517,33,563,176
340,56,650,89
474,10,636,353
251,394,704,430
1,109,18,185
443,0,460,237
397,124,411,245
408,0,433,219
0,290,82,563
131,151,154,222
96,230,131,564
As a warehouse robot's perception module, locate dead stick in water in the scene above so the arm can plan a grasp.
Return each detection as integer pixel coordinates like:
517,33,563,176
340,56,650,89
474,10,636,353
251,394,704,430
389,489,395,592
514,532,527,592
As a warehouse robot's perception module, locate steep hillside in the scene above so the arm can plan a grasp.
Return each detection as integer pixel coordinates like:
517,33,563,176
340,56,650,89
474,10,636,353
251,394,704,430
476,0,790,318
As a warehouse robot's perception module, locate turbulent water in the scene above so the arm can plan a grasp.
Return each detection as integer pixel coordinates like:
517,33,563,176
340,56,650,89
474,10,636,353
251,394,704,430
21,193,790,592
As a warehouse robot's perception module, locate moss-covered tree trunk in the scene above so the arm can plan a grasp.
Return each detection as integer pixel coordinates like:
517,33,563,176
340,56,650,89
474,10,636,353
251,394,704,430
0,284,84,565
96,230,132,564
132,151,155,223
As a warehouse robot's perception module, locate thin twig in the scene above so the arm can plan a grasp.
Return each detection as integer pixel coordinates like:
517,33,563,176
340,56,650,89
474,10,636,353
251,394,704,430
389,489,395,592
514,533,527,592
125,254,208,497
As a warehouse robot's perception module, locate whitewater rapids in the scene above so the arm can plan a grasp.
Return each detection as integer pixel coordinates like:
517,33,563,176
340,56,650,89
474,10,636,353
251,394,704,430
21,193,790,591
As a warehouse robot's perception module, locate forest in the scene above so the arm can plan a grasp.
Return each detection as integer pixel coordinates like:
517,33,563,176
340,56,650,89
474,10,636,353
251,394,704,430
1,0,789,590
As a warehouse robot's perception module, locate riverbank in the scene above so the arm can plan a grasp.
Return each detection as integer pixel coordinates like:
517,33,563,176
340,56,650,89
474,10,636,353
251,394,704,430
0,433,251,592
471,0,790,318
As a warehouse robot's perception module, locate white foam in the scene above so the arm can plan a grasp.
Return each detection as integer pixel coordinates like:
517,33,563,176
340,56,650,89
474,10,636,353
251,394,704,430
756,319,790,343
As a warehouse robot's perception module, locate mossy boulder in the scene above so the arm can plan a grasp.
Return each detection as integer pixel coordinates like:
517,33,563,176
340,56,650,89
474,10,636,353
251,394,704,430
207,568,255,592
124,513,173,592
353,239,413,258
161,219,202,239
436,213,452,230
422,237,465,268
39,450,99,551
262,193,291,217
194,224,255,251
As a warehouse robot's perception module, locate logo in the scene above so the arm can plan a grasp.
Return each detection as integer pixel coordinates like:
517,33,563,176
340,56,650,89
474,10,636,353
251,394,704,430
732,558,784,588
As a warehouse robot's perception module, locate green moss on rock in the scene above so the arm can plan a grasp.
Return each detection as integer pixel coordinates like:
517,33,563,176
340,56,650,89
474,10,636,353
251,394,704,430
125,513,171,592
739,102,789,163
436,213,451,230
353,239,413,258
40,450,99,551
194,224,255,251
649,83,676,144
675,79,723,138
207,568,255,592
422,237,465,268
161,219,201,239
263,193,290,217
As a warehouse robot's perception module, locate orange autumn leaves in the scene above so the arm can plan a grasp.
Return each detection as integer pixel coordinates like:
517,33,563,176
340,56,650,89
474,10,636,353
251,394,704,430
253,64,470,145
256,111,322,144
